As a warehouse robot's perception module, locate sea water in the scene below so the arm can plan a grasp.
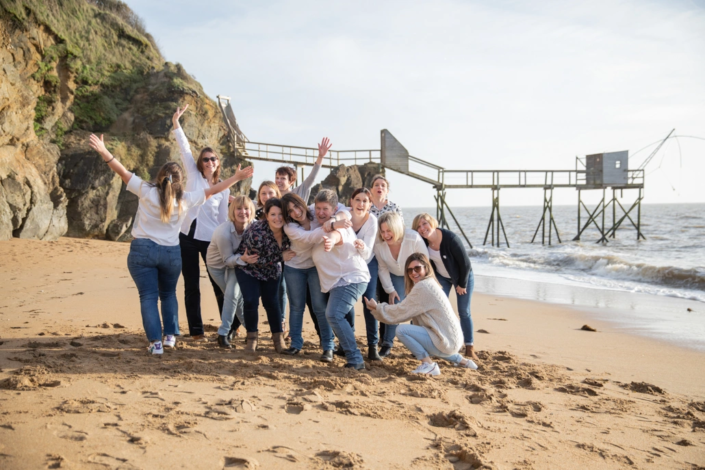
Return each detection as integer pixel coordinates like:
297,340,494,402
405,203,705,351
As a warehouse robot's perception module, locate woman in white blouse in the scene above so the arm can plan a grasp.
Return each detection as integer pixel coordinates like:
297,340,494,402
88,133,252,355
172,106,249,342
206,196,258,349
373,212,428,358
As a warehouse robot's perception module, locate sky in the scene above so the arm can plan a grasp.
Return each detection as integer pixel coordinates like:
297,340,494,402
127,0,705,208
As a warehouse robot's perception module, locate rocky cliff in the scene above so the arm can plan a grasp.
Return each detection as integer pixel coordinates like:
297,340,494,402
0,0,251,242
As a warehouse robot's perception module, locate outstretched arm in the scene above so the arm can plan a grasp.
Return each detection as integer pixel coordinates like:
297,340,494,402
89,134,132,185
205,164,254,199
171,105,199,178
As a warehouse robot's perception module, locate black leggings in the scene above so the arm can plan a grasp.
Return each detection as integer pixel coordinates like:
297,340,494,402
179,220,224,336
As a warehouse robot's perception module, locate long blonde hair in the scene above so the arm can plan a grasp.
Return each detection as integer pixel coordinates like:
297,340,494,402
229,195,256,225
152,162,185,223
404,252,439,295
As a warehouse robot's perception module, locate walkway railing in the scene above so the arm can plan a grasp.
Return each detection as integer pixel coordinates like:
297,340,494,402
243,141,380,169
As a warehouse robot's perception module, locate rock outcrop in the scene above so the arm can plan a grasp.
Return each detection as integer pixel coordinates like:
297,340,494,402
0,0,251,241
308,162,383,206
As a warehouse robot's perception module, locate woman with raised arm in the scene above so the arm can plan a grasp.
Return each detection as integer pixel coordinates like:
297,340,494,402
373,212,428,358
310,190,370,369
206,196,258,349
413,213,478,361
364,253,478,376
343,188,381,361
235,198,295,354
88,134,253,355
172,105,250,342
369,175,403,222
281,193,336,359
275,137,332,202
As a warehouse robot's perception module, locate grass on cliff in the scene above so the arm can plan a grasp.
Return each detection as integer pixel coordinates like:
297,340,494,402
1,0,163,130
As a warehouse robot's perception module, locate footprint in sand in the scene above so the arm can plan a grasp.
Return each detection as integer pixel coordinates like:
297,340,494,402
222,456,259,469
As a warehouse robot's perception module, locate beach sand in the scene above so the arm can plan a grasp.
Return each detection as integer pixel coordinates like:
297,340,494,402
0,237,703,469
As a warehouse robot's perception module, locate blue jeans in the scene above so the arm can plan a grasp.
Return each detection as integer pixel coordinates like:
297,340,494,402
347,257,379,346
396,324,463,364
436,271,475,345
279,277,287,323
126,238,182,342
235,270,283,334
379,273,406,347
326,282,366,365
208,266,245,337
284,265,334,350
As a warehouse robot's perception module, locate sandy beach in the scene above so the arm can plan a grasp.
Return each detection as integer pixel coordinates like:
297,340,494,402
0,237,704,469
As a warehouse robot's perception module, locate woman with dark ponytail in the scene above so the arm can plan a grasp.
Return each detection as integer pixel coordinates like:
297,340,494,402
88,133,253,355
172,105,251,342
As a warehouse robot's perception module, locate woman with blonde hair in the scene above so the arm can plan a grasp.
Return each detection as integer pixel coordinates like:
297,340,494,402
88,133,252,355
413,213,477,361
206,196,258,348
364,253,478,376
373,212,428,357
172,105,252,342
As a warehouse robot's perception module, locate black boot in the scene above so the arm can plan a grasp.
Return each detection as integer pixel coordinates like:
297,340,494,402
320,350,334,363
378,345,392,358
334,344,346,357
282,347,300,356
217,335,232,349
368,345,382,361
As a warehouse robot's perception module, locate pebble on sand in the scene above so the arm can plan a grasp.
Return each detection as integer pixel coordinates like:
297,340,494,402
580,325,597,332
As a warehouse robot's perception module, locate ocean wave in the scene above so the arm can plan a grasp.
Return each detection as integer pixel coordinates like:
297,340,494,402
470,249,705,292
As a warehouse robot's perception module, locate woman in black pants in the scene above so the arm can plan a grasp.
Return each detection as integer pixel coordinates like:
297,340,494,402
172,105,252,341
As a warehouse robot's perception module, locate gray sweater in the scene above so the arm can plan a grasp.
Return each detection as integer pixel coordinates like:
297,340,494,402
292,163,322,203
206,221,245,269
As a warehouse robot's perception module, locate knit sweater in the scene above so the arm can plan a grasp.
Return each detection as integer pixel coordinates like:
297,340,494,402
371,278,463,355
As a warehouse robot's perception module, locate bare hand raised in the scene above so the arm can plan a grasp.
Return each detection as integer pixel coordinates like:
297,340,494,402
88,134,109,159
316,137,332,163
172,104,189,128
234,164,254,181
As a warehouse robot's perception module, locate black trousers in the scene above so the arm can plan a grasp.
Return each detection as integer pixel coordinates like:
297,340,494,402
179,221,224,337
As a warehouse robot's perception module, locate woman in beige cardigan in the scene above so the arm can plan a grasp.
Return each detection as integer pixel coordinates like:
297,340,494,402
364,253,478,376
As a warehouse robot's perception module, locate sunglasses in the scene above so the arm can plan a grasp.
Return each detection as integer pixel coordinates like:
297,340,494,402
406,265,424,274
202,156,219,163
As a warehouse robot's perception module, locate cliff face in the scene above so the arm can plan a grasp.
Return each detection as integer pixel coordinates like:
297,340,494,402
0,0,251,242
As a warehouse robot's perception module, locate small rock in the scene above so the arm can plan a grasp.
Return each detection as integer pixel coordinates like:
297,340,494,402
675,439,693,446
687,308,693,312
112,323,125,329
70,340,83,347
477,329,490,334
100,323,111,329
580,324,597,332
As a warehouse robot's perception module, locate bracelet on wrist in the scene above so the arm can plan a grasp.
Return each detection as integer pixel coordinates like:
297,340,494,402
105,156,115,164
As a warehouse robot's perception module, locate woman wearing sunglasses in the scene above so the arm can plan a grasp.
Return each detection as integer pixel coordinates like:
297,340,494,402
172,105,251,342
364,253,478,376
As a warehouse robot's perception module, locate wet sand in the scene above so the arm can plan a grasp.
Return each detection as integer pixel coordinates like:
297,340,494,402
0,237,704,469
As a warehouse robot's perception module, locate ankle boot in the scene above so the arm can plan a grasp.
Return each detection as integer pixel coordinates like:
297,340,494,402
368,345,382,361
245,332,258,353
272,332,287,354
217,335,232,349
465,345,479,362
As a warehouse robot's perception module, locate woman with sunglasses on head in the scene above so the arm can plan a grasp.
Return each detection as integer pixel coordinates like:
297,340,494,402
88,133,252,355
172,106,252,342
206,196,259,349
373,212,428,358
235,198,296,354
364,253,478,376
412,213,478,361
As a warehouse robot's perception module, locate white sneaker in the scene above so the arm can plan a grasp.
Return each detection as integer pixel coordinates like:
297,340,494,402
163,335,176,348
411,361,440,376
148,341,163,355
459,358,478,369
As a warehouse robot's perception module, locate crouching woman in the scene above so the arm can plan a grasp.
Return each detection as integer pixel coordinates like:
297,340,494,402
364,253,478,376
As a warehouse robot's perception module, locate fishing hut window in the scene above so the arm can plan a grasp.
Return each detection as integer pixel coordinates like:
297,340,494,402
615,161,621,169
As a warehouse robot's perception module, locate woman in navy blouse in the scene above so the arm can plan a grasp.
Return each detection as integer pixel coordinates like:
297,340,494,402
236,198,295,354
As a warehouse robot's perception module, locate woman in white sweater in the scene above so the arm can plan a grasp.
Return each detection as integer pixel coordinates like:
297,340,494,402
373,212,428,358
364,253,478,376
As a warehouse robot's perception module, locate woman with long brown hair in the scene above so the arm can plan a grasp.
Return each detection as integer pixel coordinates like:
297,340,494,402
88,133,252,355
172,105,252,342
364,253,478,376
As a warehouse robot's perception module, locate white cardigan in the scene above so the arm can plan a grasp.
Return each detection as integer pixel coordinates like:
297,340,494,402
173,127,228,241
374,229,429,294
352,212,378,264
372,278,463,355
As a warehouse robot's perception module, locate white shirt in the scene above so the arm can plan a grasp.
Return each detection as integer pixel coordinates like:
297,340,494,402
374,229,429,294
428,247,451,278
312,226,370,293
127,174,206,246
351,212,378,264
283,218,324,270
206,221,245,270
173,128,228,241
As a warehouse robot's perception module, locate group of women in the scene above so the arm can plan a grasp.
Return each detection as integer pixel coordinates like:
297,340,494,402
87,106,479,376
